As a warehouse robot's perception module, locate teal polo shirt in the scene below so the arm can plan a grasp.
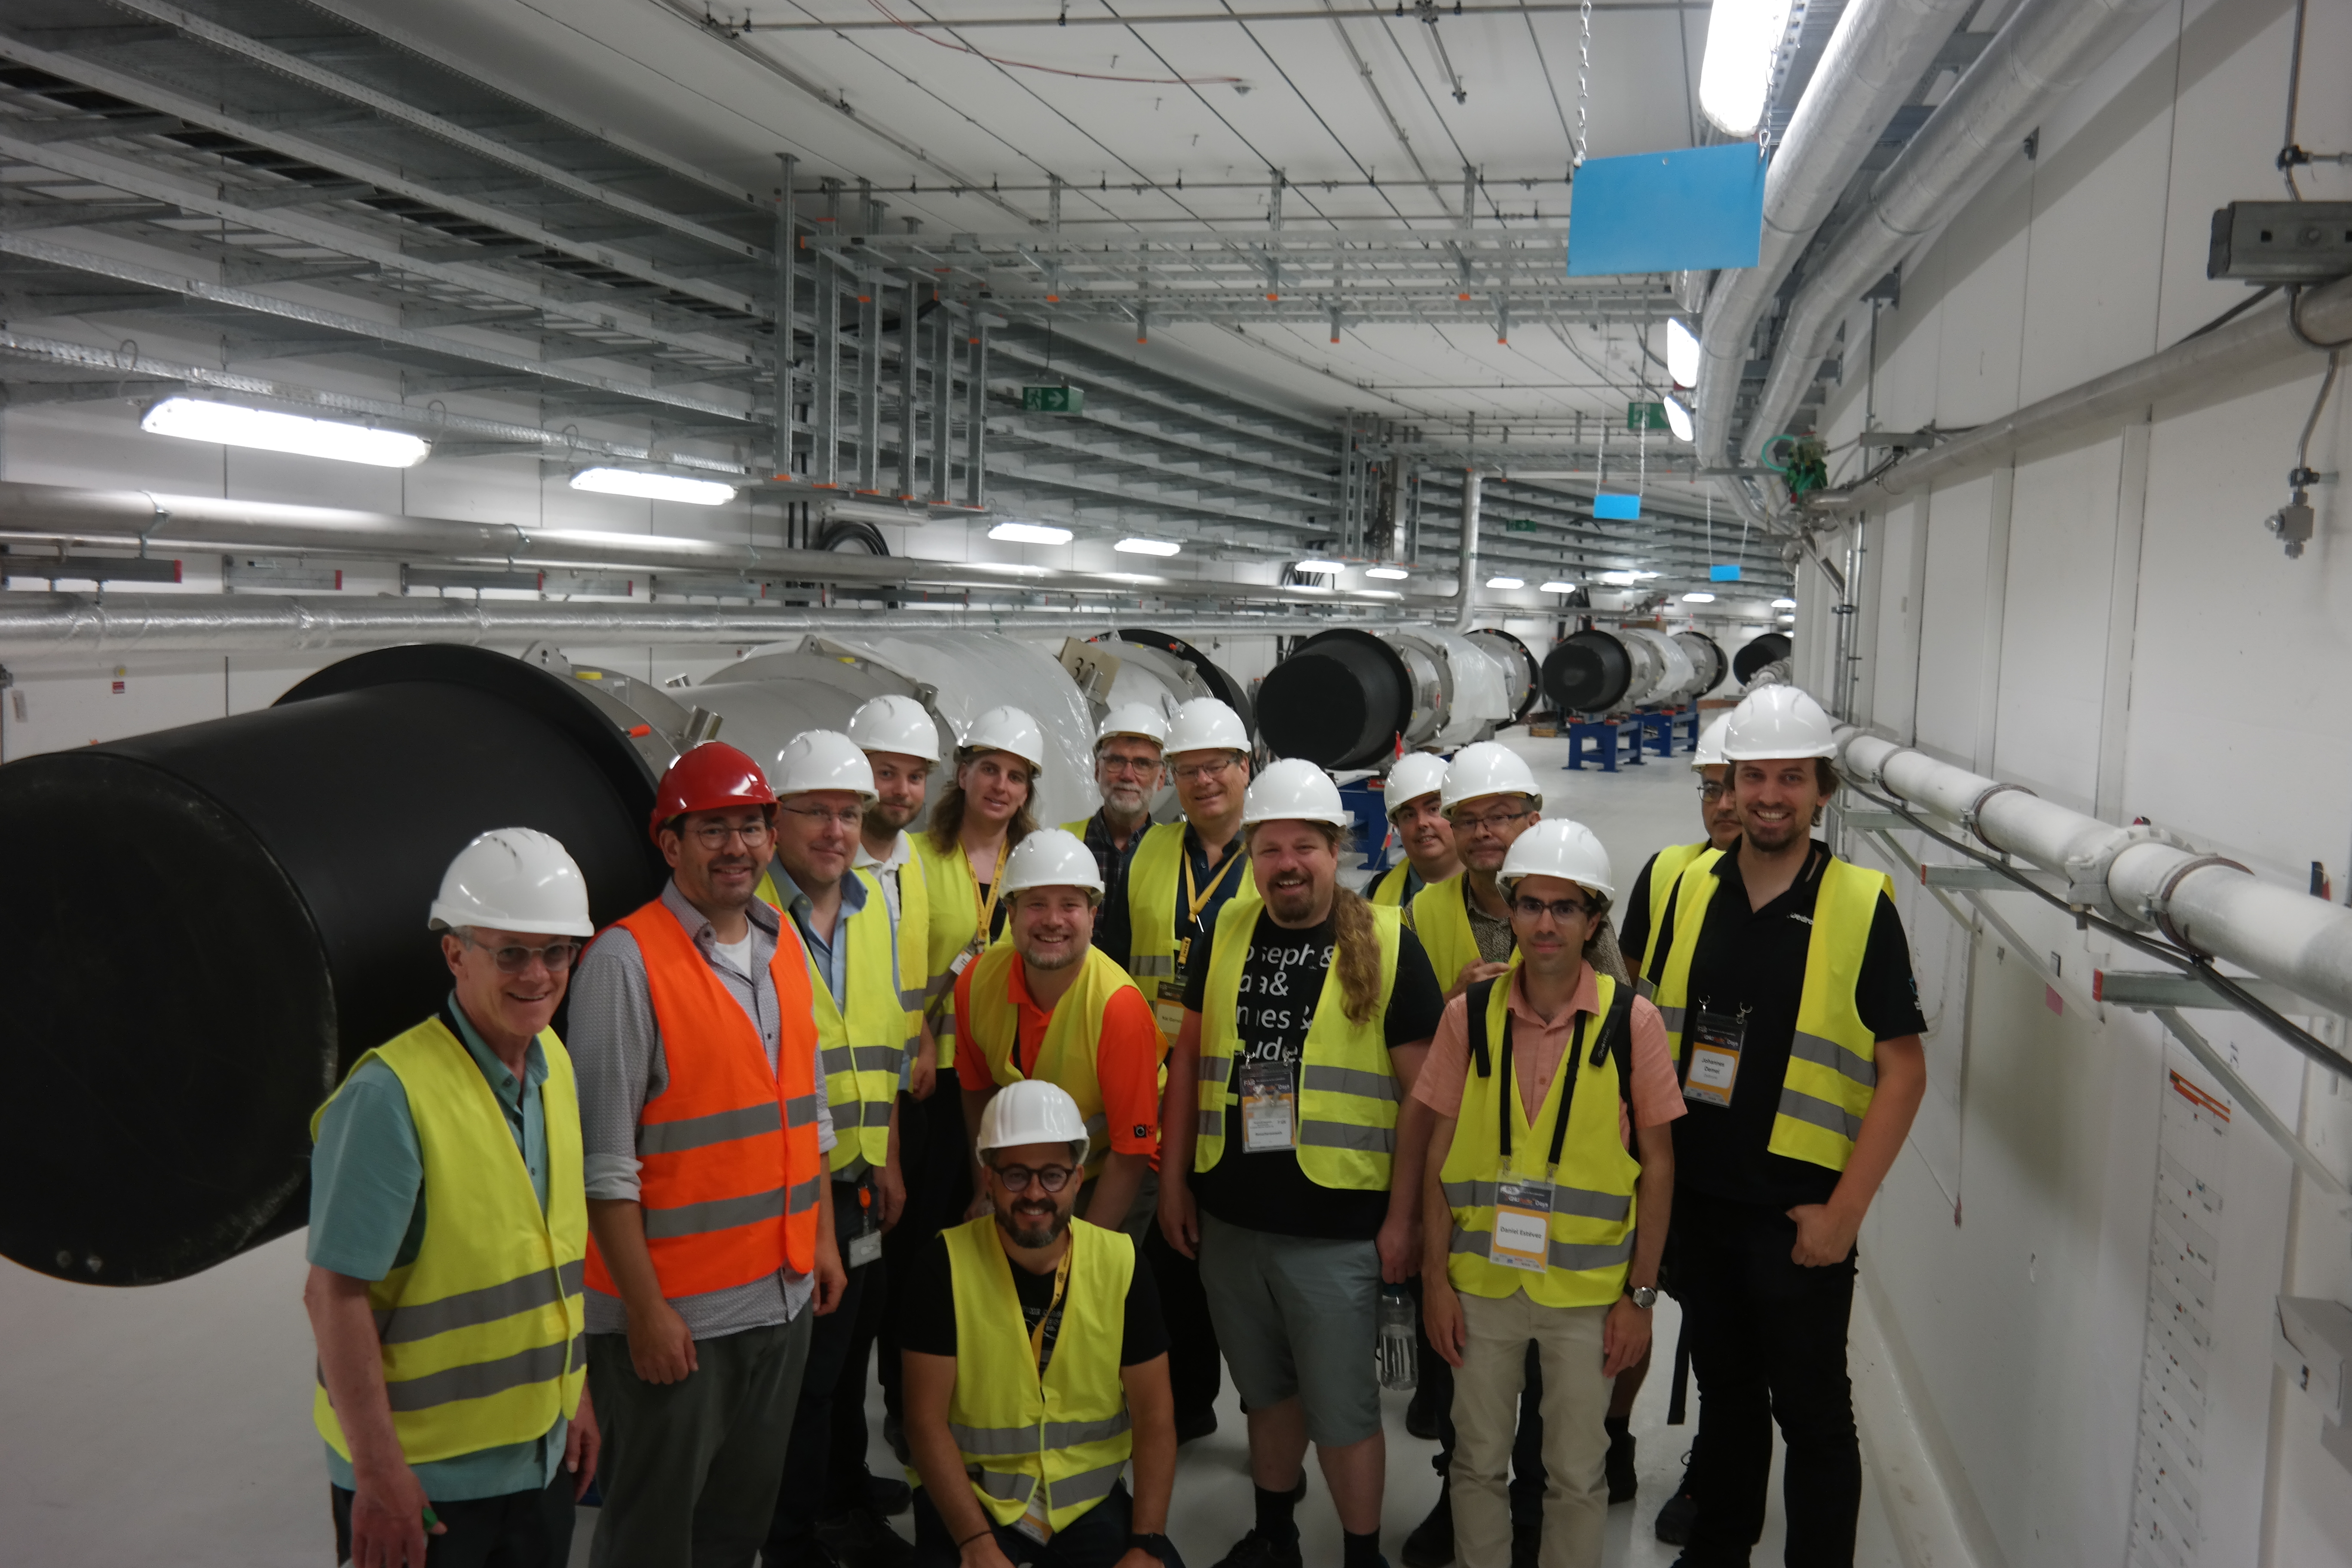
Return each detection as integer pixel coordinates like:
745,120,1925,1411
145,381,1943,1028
307,995,567,1501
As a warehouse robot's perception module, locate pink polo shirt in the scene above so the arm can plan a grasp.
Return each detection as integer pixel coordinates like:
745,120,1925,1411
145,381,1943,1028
1413,965,1684,1148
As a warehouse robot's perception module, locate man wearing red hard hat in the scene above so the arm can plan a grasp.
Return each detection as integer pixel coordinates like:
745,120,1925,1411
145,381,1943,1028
569,741,849,1567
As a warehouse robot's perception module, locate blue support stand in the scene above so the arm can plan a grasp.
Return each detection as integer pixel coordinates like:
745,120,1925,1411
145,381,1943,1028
1565,719,1644,772
1632,711,1675,759
1335,778,1393,871
1675,708,1701,752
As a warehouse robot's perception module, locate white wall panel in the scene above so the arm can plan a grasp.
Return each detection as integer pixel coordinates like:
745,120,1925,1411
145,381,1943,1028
1993,437,2124,810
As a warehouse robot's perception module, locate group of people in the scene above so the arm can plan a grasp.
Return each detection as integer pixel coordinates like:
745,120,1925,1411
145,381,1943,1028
303,675,1928,1568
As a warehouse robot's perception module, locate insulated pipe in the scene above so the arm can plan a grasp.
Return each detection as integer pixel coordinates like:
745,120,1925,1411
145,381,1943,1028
1840,731,2352,1019
1694,0,1978,491
1807,276,2352,512
1452,469,1481,630
1743,0,2171,464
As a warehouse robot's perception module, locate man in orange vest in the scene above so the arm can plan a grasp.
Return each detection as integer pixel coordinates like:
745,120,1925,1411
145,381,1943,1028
570,741,848,1568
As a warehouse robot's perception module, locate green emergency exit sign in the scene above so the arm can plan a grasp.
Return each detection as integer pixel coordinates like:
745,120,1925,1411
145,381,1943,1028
1505,518,1539,533
1022,385,1085,413
1626,401,1669,431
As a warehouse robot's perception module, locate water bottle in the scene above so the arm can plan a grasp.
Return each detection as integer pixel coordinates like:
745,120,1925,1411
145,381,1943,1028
1377,1284,1418,1392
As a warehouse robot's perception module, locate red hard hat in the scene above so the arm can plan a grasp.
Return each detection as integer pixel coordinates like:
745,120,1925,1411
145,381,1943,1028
650,741,776,842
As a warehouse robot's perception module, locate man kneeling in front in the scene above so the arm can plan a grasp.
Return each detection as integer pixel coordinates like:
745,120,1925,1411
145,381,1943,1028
901,1080,1183,1568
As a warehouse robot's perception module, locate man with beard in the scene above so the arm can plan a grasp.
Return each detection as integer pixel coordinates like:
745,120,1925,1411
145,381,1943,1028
1159,760,1444,1568
571,742,846,1567
1407,742,1544,1000
1642,686,1926,1568
900,1081,1181,1568
1371,752,1459,909
850,694,943,1098
1063,705,1170,962
956,829,1167,1237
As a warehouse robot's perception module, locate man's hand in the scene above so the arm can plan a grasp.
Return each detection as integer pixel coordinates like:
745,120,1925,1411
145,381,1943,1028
1602,1297,1652,1377
1449,959,1511,999
1787,1202,1861,1267
911,1033,939,1100
564,1384,601,1500
876,1160,907,1231
959,1529,1017,1568
1375,1207,1421,1284
1113,1549,1164,1568
625,1296,698,1384
347,1458,444,1568
1157,1176,1200,1260
1422,1277,1467,1369
813,1233,849,1315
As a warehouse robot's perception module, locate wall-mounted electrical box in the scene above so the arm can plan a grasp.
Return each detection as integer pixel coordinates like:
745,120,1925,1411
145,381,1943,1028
2273,1295,2352,1428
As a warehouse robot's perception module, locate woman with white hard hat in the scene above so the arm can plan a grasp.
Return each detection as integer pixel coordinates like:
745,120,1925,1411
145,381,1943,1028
917,704,1048,1047
1158,755,1449,1568
309,828,600,1568
1373,750,1459,909
1639,683,1927,1565
1415,816,1684,1568
1414,739,1546,1001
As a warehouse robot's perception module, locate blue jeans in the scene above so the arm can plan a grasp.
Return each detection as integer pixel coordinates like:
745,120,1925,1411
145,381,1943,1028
911,1482,1185,1568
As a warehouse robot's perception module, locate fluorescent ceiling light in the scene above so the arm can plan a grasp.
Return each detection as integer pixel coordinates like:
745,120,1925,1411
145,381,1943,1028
1115,536,1182,556
1598,570,1638,586
1634,570,1663,580
1295,557,1345,574
1778,613,1796,622
1699,0,1795,137
1682,591,1716,603
1666,318,1700,387
989,521,1074,545
142,395,429,468
1486,575,1524,589
570,467,737,505
1662,395,1694,443
1540,580,1577,593
1772,597,1797,608
1365,564,1410,580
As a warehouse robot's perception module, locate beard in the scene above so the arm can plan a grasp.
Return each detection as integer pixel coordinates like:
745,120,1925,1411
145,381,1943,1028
1020,939,1081,971
1102,781,1149,815
1743,812,1807,851
996,1197,1068,1250
866,798,919,834
1265,876,1320,922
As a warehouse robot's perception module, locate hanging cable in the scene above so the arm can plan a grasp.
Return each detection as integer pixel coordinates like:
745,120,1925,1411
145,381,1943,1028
859,0,1240,82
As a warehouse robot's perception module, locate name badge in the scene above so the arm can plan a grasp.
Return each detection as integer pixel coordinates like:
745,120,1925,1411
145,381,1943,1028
847,1225,882,1269
1489,1177,1554,1272
1683,1008,1745,1108
1154,977,1187,1042
1240,1057,1296,1152
1013,1489,1055,1544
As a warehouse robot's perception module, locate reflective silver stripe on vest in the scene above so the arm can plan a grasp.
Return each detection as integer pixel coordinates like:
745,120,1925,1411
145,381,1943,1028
1301,1064,1398,1102
851,1044,907,1073
1131,955,1176,978
952,1411,1132,1457
379,1333,582,1413
971,1467,1037,1504
1196,1109,1222,1137
1449,1228,1634,1273
1299,1120,1394,1154
1789,1030,1877,1089
1777,1087,1865,1142
821,1044,856,1075
790,1174,822,1214
1083,1113,1109,1142
636,1102,779,1155
643,1186,784,1239
836,1099,896,1128
1655,1005,1686,1035
926,972,956,1002
1635,977,1656,1000
900,984,929,1010
374,1259,582,1345
1052,1457,1129,1507
1195,1055,1228,1082
787,1093,822,1128
1438,1179,1630,1225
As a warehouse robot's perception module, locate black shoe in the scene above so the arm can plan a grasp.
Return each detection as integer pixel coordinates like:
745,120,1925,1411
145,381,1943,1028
1653,1452,1698,1545
863,1472,912,1517
1605,1424,1637,1504
1406,1379,1446,1441
1210,1529,1304,1568
1400,1478,1452,1568
1509,1512,1539,1568
815,1507,915,1568
1177,1407,1219,1444
761,1537,841,1568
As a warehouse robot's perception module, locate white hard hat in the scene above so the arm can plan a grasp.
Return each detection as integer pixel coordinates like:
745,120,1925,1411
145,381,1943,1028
999,827,1105,897
429,827,594,937
1499,818,1616,898
1096,702,1169,751
1721,685,1838,761
959,705,1047,770
1690,713,1733,771
977,1078,1092,1167
1240,756,1354,828
772,729,879,805
1384,751,1450,818
1165,696,1248,757
848,693,940,763
1439,740,1542,814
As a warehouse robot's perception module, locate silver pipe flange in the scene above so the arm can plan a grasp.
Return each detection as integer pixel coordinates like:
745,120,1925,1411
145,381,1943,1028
2150,854,2252,954
1962,781,2037,851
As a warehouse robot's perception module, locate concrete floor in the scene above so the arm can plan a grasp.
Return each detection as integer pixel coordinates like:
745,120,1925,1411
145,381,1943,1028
0,725,1899,1567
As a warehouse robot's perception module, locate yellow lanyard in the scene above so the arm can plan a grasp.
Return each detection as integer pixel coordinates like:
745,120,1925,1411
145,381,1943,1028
1029,1244,1074,1369
971,838,1010,946
1182,838,1246,932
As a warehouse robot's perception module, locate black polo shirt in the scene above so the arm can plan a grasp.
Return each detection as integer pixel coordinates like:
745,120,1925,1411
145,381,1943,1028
1093,821,1249,977
1645,839,1925,1210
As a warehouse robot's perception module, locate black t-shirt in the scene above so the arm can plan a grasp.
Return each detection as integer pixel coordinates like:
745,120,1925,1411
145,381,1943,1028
1645,839,1926,1209
897,1230,1167,1369
1617,849,1663,969
1179,908,1446,1240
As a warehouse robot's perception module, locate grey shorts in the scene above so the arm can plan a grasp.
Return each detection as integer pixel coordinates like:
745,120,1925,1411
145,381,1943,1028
1197,1211,1383,1447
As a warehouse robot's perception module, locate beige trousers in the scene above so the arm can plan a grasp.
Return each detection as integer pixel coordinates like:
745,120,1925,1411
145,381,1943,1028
1449,1289,1612,1568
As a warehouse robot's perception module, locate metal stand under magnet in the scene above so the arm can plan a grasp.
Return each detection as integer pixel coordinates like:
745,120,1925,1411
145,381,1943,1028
1630,710,1677,759
1335,778,1393,871
1565,718,1645,772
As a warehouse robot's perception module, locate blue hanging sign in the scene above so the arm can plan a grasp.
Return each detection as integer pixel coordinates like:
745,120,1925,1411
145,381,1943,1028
1593,493,1642,520
1565,144,1769,278
1709,564,1743,582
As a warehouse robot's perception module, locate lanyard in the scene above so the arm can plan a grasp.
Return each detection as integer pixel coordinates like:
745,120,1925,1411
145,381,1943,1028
1498,1009,1587,1174
1029,1244,1074,1369
971,837,1009,941
1182,836,1246,932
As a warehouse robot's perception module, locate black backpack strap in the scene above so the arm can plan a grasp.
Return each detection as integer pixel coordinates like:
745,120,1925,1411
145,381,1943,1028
1466,976,1501,1078
1591,982,1640,1159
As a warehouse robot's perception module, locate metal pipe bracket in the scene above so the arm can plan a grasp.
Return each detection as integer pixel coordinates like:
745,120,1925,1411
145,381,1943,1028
1962,781,2037,850
2149,853,2254,955
2062,820,2191,927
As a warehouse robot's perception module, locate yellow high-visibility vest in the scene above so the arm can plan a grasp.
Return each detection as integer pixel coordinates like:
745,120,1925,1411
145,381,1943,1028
1409,872,1498,994
937,1216,1135,1532
1634,842,1707,986
959,944,1156,1183
1370,861,1421,907
913,833,1014,1069
1193,897,1403,1189
756,866,904,1172
1651,848,1893,1173
1439,972,1639,1307
311,1016,586,1466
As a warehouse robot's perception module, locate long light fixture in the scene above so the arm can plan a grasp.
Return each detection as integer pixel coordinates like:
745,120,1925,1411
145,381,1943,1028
989,521,1074,545
1598,570,1639,586
1663,395,1694,443
1779,612,1797,622
1682,591,1717,603
1540,579,1577,593
570,467,737,505
142,395,429,468
1365,564,1410,580
1666,318,1701,387
1295,557,1346,574
1486,575,1524,589
1698,0,1795,137
1115,536,1182,556
1772,597,1798,608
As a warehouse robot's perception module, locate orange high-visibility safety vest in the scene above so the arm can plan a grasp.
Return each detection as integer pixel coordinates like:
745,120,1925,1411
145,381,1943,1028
584,898,824,1297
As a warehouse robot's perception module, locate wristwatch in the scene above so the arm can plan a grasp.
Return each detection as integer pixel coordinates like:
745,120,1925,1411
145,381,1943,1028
1129,1533,1175,1563
1628,1284,1659,1310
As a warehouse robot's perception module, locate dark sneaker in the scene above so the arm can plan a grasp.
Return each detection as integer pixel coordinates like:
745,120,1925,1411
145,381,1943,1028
1400,1478,1452,1568
814,1508,915,1568
1653,1452,1698,1545
1605,1424,1638,1504
864,1473,913,1518
1405,1379,1446,1441
1509,1487,1542,1568
1177,1407,1219,1444
1210,1529,1304,1568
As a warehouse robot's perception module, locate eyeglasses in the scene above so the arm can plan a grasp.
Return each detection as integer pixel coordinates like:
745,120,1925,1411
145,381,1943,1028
1099,754,1164,778
1454,805,1534,835
1697,781,1729,802
990,1162,1077,1194
461,933,585,973
688,818,771,849
776,804,865,830
1510,896,1593,923
1173,756,1241,783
